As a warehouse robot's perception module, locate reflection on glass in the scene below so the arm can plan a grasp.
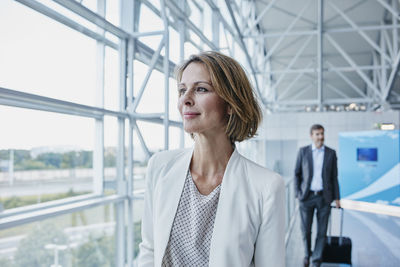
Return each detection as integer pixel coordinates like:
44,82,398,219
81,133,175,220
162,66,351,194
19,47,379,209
0,106,94,210
0,204,120,266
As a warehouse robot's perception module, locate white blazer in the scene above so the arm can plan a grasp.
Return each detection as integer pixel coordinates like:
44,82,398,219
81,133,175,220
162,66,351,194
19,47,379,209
138,148,285,267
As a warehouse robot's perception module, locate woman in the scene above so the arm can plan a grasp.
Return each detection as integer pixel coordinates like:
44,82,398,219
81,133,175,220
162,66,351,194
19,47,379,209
138,51,285,267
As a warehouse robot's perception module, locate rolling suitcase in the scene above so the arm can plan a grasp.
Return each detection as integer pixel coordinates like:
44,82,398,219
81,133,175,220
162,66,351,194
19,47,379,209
322,207,352,265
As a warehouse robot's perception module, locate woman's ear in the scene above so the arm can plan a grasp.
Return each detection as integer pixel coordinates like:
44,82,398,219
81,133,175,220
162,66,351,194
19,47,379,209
227,105,233,115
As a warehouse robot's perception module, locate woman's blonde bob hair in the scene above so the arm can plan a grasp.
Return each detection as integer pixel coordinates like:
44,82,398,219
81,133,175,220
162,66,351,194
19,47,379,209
175,51,262,143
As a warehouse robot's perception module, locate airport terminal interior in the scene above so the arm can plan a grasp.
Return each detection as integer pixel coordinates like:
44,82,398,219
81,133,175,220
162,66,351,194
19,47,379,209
0,0,399,266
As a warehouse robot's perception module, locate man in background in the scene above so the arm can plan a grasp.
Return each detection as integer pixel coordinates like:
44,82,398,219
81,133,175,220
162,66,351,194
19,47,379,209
294,124,340,267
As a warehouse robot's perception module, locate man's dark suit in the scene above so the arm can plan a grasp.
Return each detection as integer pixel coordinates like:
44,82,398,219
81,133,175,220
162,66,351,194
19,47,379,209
294,145,340,266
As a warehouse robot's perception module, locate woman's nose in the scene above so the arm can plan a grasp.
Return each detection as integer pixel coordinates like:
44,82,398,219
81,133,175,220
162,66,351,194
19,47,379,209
181,90,194,106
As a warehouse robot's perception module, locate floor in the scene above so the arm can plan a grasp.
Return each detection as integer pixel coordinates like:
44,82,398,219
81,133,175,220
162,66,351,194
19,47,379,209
285,207,400,267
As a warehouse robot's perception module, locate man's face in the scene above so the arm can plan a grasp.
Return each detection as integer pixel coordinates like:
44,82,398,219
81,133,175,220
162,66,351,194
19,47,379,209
311,128,324,148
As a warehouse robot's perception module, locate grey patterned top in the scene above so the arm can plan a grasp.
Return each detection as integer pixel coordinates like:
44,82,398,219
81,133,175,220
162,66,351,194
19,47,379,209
161,169,221,267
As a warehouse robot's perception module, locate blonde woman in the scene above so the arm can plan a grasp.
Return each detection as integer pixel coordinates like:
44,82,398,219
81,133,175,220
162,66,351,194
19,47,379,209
138,51,285,267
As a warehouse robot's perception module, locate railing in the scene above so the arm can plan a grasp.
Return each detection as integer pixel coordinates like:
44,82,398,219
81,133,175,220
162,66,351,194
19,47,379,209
284,177,299,247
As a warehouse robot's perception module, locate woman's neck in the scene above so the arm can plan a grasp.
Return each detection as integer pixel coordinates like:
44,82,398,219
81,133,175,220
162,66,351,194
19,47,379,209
191,134,234,178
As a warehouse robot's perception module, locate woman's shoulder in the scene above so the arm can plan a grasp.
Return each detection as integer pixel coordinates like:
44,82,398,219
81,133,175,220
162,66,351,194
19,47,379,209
151,148,191,161
237,152,284,192
147,148,192,171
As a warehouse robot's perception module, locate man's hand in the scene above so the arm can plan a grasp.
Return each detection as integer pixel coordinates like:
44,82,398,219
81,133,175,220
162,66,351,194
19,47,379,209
335,199,341,208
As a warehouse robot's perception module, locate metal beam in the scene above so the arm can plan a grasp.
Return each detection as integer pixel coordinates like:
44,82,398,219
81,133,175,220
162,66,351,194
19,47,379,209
93,0,106,197
383,28,394,57
268,2,316,26
329,1,392,63
278,62,314,100
165,0,217,50
317,0,323,111
275,98,319,105
377,0,400,20
15,0,118,49
326,83,351,98
382,51,400,100
325,0,367,24
243,0,277,35
264,0,312,62
249,24,400,39
53,0,129,38
326,34,382,98
161,0,170,150
204,0,240,47
323,98,374,104
273,35,313,92
134,122,152,160
132,36,165,111
0,195,124,230
393,0,399,56
326,61,367,97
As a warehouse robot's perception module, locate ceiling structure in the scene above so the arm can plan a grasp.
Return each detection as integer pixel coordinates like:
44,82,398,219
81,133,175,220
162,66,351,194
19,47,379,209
235,0,400,112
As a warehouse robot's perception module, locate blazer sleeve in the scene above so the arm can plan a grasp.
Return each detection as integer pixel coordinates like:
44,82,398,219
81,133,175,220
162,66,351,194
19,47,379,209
138,155,156,267
253,174,286,267
294,148,303,198
331,150,340,200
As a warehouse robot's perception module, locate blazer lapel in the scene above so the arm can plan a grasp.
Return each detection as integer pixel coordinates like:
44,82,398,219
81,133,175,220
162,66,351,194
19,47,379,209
209,149,241,266
153,148,193,266
321,146,329,180
307,145,313,182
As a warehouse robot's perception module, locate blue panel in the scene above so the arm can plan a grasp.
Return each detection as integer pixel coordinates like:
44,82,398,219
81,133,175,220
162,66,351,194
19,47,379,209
338,130,400,206
357,148,378,162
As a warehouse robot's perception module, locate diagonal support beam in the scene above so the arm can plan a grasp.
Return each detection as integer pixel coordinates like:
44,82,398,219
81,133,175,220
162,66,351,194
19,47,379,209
273,35,313,92
132,35,165,111
325,0,366,24
265,0,313,62
326,61,367,98
244,0,277,35
382,50,400,100
326,34,382,98
326,83,351,98
278,61,314,100
291,82,315,100
377,0,400,20
133,122,152,160
329,1,392,63
383,27,394,58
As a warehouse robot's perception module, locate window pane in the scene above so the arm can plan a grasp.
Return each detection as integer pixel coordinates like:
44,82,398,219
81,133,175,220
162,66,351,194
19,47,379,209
0,0,98,107
0,106,95,209
0,204,117,266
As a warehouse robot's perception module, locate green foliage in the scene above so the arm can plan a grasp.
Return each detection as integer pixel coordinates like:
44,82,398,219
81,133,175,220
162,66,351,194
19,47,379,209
37,153,63,168
0,149,97,171
13,222,68,267
73,234,115,267
104,151,116,167
134,221,142,258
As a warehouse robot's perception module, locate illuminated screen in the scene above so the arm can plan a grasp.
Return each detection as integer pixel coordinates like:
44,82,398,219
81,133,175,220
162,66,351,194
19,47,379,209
357,148,378,161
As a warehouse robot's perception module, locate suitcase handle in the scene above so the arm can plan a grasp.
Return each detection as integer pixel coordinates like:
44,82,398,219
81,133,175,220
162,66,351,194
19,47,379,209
328,206,344,245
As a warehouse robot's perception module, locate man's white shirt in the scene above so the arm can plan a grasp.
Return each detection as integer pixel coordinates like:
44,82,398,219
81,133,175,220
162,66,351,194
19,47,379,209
310,144,325,191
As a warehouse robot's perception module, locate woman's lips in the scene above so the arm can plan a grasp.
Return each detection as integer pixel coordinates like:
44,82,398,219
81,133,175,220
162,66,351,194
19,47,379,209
183,112,200,119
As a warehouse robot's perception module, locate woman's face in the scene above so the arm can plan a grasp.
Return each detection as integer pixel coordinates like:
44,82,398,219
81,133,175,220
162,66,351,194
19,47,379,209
177,62,229,137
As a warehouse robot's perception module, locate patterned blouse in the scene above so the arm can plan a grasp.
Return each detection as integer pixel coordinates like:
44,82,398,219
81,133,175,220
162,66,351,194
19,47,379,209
161,169,221,267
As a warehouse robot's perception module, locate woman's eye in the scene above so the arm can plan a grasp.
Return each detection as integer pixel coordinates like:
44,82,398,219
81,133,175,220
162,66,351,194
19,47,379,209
178,88,186,95
197,87,208,92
